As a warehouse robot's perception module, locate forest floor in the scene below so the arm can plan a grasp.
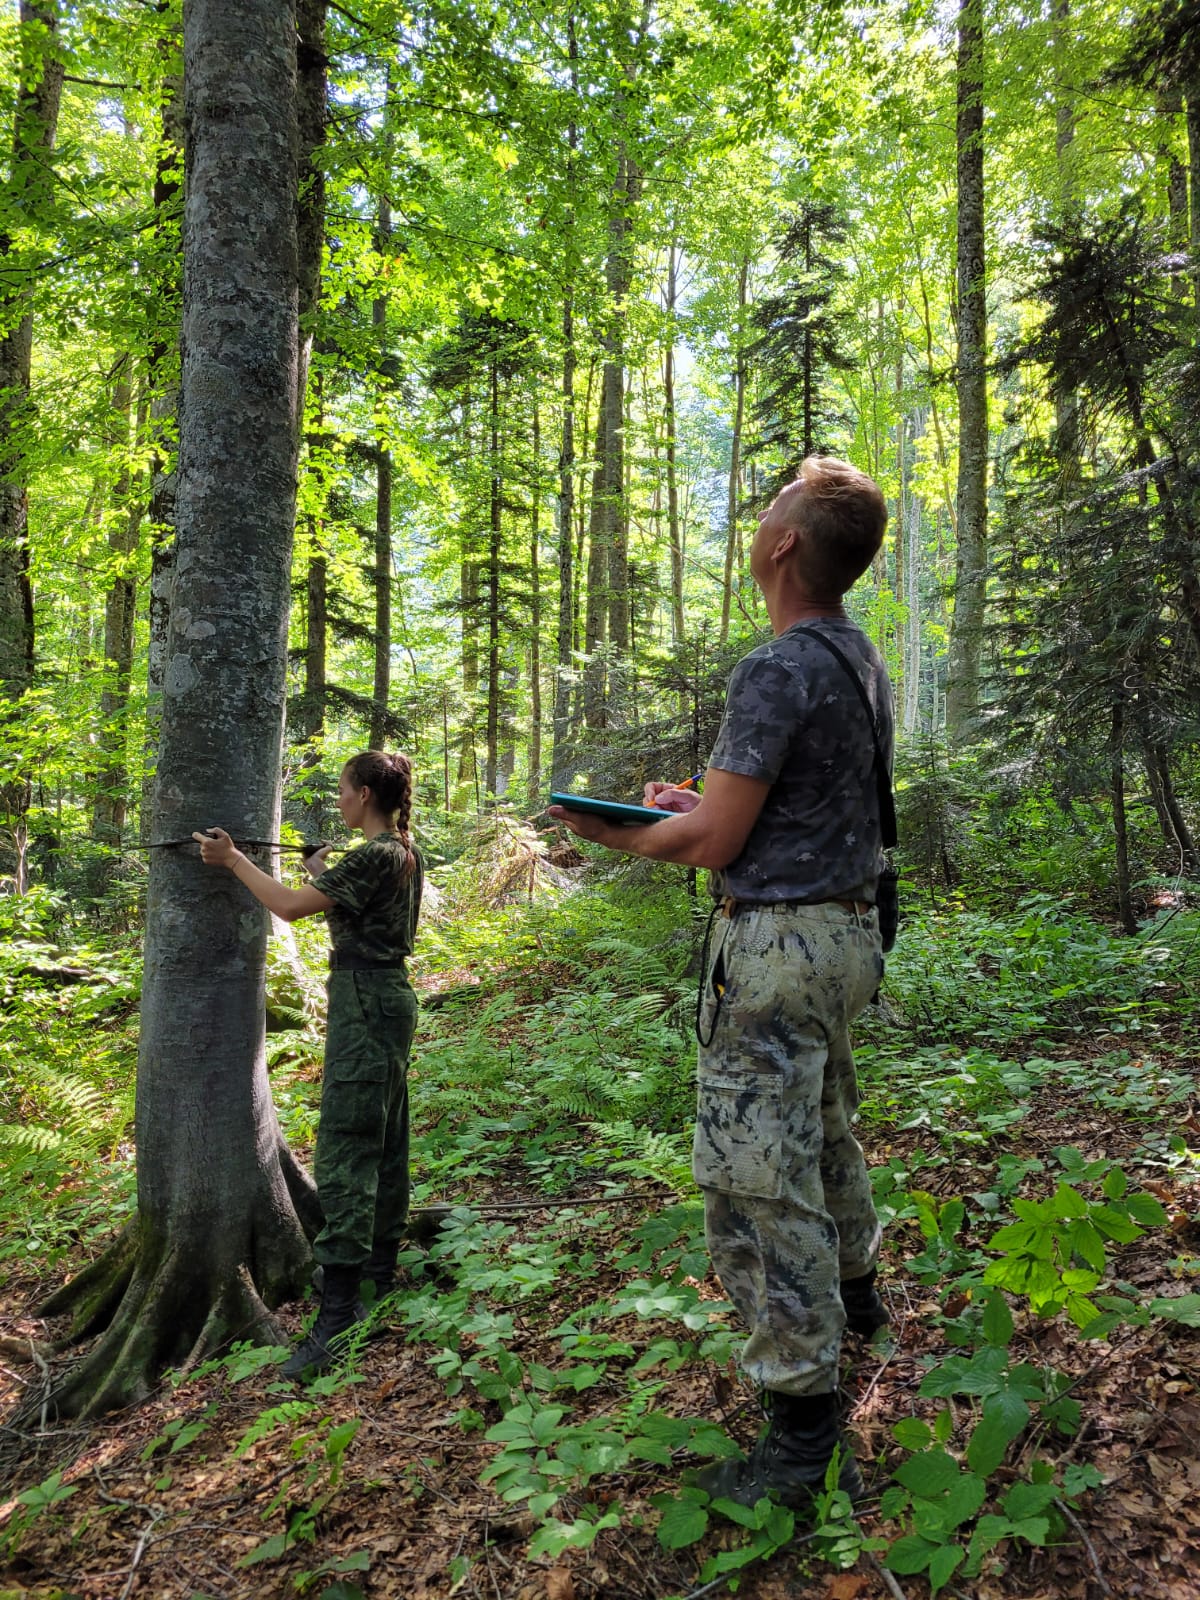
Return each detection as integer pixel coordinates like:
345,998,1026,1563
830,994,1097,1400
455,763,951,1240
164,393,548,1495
2,1084,1199,1600
3,881,1200,1600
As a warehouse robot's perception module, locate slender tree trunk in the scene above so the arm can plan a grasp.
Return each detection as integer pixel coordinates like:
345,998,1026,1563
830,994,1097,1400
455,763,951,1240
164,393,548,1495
663,244,685,646
295,0,326,415
41,0,315,1421
0,2,64,889
904,410,925,734
1187,87,1200,312
720,257,748,645
301,537,327,749
93,362,144,846
552,288,576,785
946,0,988,744
583,404,608,729
369,66,393,750
1111,699,1137,935
528,405,544,809
0,2,63,702
551,10,579,790
484,359,502,797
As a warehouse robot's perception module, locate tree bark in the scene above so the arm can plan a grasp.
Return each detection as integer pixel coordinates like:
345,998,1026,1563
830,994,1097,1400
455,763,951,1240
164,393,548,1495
552,286,576,786
946,0,988,745
143,56,183,842
720,257,748,645
295,0,326,414
0,1,63,703
0,3,64,889
93,362,144,847
484,358,502,798
1111,699,1138,935
663,244,686,647
528,404,543,810
582,403,608,729
550,15,579,788
41,0,313,1421
369,70,392,750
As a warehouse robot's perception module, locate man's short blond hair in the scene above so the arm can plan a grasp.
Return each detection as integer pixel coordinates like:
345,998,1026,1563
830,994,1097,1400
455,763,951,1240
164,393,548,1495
784,456,888,597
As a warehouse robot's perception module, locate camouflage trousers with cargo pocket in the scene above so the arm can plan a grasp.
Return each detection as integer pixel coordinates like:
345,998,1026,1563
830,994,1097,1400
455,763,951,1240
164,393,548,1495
694,901,884,1396
313,970,418,1268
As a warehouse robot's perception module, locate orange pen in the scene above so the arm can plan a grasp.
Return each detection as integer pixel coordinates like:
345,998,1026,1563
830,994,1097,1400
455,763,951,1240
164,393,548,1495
651,770,704,807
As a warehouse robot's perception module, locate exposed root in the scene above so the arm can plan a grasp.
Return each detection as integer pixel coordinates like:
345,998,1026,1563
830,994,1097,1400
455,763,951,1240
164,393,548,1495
37,1219,140,1342
178,1264,286,1377
27,1244,293,1423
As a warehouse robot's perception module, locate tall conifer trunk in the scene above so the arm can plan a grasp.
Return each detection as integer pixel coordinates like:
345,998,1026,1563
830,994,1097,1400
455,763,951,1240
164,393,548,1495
720,257,748,645
551,14,578,787
946,0,988,744
663,244,685,646
0,2,64,888
39,0,315,1420
93,361,143,847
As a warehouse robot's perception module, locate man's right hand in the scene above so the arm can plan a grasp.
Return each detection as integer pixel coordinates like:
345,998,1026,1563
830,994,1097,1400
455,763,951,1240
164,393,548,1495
644,782,702,814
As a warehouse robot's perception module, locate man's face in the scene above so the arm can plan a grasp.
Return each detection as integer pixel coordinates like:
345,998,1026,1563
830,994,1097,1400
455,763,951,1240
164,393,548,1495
749,480,805,589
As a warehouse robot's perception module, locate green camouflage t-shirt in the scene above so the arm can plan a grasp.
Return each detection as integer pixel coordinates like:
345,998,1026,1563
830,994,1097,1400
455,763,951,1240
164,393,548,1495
708,618,893,905
318,835,423,963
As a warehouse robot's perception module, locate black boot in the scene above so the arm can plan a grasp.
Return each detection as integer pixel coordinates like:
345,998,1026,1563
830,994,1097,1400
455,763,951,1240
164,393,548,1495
697,1391,864,1509
841,1267,890,1337
282,1265,366,1381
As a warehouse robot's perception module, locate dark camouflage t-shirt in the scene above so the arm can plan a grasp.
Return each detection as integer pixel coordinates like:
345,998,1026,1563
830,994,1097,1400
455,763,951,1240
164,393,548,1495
708,618,893,905
319,835,423,963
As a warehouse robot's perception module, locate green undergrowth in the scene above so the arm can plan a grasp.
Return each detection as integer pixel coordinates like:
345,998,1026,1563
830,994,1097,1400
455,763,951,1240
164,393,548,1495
5,871,1200,1592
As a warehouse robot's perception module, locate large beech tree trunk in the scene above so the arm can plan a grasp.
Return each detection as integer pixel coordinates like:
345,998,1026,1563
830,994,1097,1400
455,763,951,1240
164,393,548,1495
40,0,316,1420
143,54,183,841
945,0,988,744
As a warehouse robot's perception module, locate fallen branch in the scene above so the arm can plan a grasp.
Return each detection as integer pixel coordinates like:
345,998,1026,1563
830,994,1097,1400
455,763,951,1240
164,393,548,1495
1053,1496,1113,1597
866,1551,908,1600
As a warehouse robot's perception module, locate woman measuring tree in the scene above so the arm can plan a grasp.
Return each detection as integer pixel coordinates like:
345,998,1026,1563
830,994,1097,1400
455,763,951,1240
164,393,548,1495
195,750,423,1379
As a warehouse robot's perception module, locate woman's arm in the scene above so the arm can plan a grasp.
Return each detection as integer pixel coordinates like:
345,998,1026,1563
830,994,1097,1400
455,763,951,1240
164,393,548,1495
193,828,334,922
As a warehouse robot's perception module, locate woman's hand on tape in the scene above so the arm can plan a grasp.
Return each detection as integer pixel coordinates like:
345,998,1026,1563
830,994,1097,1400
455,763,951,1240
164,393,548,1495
192,827,240,868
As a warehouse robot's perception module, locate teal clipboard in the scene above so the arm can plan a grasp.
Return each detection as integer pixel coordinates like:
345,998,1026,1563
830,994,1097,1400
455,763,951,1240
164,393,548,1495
549,792,671,826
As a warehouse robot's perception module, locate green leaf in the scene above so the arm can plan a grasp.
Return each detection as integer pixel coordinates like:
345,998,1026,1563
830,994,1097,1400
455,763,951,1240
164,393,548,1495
928,1542,965,1594
1002,1481,1057,1521
966,1392,1030,1476
884,1534,936,1575
981,1290,1014,1347
1125,1193,1168,1227
1101,1166,1128,1200
892,1417,933,1450
894,1449,958,1496
656,1496,709,1551
1088,1205,1143,1244
1052,1183,1088,1219
236,1532,292,1568
1149,1294,1200,1327
939,1473,988,1532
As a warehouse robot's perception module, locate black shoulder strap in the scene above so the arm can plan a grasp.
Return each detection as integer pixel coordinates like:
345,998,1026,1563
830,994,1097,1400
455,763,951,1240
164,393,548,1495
791,625,897,850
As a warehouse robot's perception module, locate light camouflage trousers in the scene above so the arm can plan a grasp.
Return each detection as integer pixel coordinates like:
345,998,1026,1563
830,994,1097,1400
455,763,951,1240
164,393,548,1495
694,901,883,1396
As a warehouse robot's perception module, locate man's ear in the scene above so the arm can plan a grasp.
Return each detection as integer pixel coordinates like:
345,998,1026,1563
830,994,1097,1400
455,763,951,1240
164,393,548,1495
770,524,800,565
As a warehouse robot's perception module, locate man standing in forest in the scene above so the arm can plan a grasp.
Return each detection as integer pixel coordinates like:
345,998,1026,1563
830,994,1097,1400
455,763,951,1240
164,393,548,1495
550,456,893,1508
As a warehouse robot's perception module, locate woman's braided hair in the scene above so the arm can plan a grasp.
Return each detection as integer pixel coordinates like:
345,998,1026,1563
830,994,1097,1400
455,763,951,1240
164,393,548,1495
342,750,416,882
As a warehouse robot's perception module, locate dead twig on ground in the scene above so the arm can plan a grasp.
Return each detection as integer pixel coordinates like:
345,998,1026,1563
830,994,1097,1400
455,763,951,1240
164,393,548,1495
1054,1496,1113,1597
